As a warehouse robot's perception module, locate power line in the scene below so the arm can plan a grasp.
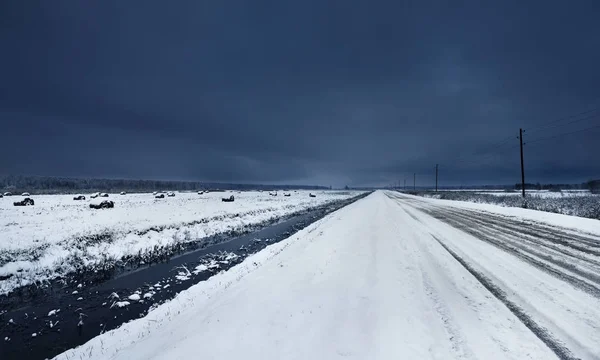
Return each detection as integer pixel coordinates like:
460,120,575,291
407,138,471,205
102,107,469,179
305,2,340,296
526,111,600,134
525,99,600,132
447,135,515,166
519,128,525,198
444,144,519,168
446,102,600,170
401,103,600,187
526,124,600,145
444,123,598,170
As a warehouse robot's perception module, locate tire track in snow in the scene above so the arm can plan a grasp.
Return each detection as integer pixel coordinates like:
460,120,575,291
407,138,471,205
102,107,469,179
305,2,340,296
429,234,579,360
421,271,471,359
435,209,600,283
386,191,600,298
425,209,600,298
387,192,600,250
416,248,474,359
441,208,600,256
389,198,474,359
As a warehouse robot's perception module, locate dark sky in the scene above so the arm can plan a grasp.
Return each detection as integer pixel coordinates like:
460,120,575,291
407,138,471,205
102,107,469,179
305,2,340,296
1,1,600,187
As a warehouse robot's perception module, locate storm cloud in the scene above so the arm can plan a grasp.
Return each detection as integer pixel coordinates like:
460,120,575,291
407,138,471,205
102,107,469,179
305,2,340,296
1,1,599,187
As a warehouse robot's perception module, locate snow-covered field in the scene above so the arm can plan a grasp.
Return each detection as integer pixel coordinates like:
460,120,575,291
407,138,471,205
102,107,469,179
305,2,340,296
56,191,600,360
0,190,360,295
476,190,594,198
419,190,600,219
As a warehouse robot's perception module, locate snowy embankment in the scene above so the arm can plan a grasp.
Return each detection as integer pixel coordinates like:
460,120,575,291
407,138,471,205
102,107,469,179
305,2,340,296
475,190,593,198
0,191,360,295
418,190,600,219
55,191,600,359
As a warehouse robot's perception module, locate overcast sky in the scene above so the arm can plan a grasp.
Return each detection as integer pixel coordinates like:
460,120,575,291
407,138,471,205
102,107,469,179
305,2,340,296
1,1,599,187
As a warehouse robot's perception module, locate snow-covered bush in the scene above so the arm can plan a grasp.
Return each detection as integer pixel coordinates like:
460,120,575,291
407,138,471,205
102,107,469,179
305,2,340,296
420,191,600,219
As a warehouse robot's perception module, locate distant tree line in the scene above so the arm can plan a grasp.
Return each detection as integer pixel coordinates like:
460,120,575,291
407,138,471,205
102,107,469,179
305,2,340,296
588,180,600,194
0,175,328,194
513,180,600,193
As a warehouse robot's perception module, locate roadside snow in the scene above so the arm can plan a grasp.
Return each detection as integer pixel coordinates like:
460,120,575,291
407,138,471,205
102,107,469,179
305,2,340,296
55,192,567,360
0,190,359,294
401,192,600,235
476,190,595,198
389,192,600,359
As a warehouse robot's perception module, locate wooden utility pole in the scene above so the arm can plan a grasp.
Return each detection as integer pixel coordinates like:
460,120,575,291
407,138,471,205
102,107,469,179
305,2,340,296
435,164,439,192
519,128,526,198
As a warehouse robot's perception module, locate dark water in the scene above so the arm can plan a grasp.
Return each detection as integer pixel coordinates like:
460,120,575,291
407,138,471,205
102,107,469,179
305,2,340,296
0,194,366,360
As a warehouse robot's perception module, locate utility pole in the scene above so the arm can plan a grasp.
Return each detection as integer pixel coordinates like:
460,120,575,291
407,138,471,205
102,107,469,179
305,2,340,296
519,128,526,198
404,178,406,190
413,173,416,191
435,164,439,192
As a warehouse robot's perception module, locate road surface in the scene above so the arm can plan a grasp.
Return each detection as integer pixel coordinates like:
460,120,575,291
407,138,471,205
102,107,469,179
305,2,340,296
55,191,600,360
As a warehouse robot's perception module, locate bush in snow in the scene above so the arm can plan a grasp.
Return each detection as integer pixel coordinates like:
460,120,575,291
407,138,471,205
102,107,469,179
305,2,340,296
13,198,34,206
89,200,114,209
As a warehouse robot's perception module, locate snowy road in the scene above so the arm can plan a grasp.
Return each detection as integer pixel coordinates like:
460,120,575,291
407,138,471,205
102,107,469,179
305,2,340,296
55,191,600,360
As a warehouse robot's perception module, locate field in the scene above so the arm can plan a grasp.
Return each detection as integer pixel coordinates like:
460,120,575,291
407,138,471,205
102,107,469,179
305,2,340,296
0,190,361,295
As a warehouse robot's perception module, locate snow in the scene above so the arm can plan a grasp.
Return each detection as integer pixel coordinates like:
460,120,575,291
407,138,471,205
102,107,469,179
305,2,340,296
55,190,600,360
192,264,209,274
128,294,141,301
476,190,596,198
0,190,360,294
110,301,130,309
403,192,600,235
175,272,191,281
47,309,59,317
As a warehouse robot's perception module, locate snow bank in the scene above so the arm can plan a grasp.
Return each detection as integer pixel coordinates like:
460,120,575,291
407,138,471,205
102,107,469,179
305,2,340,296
403,192,600,235
54,192,561,360
419,190,600,219
0,190,360,294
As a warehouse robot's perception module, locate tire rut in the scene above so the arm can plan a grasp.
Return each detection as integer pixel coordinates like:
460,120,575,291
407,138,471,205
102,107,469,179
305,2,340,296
429,210,600,297
436,208,600,274
390,195,600,289
429,234,579,360
441,207,600,253
387,192,600,250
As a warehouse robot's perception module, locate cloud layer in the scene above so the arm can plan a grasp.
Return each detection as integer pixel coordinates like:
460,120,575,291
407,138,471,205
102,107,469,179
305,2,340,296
1,1,599,186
